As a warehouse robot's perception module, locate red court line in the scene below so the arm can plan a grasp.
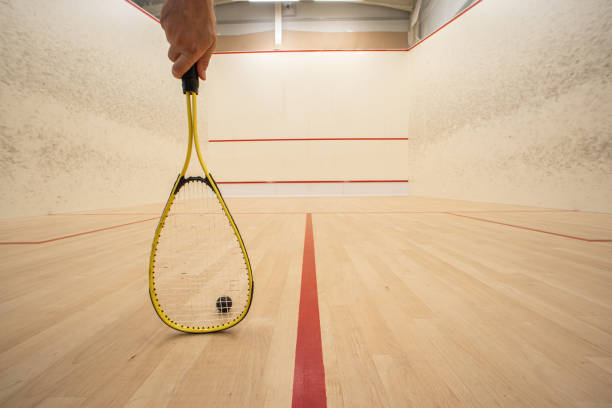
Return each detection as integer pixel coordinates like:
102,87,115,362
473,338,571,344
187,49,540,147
218,180,408,184
447,212,612,243
53,209,580,216
444,209,577,214
292,213,327,408
0,218,157,245
228,210,576,215
124,0,159,23
209,137,409,143
49,213,160,216
8,211,606,245
407,0,483,52
215,48,406,54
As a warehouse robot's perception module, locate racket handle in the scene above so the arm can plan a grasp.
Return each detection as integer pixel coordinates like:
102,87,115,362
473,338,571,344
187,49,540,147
182,64,199,95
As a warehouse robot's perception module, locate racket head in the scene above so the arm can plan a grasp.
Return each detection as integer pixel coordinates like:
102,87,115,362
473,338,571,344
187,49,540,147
149,175,253,333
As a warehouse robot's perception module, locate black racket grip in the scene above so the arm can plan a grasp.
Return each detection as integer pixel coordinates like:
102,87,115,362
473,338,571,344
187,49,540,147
182,64,199,94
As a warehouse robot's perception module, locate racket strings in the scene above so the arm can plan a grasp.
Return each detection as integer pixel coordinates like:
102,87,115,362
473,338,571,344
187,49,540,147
153,178,249,329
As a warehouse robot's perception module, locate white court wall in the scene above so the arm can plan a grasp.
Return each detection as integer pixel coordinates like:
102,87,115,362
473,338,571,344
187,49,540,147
2,0,611,217
406,0,612,212
202,51,409,192
0,0,190,218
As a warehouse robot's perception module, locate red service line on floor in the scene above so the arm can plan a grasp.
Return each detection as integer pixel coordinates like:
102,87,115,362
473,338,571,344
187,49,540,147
447,212,612,243
209,137,409,142
218,180,408,184
49,213,159,216
0,218,157,245
446,209,577,213
48,209,577,216
292,213,327,408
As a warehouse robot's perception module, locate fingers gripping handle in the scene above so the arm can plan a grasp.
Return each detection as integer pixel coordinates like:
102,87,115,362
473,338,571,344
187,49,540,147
182,65,199,95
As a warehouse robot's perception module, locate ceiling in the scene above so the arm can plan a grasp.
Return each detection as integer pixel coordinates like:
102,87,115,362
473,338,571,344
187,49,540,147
216,0,417,12
133,0,417,18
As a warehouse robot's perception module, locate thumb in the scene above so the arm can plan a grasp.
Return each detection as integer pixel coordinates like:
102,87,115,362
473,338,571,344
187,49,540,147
172,54,198,79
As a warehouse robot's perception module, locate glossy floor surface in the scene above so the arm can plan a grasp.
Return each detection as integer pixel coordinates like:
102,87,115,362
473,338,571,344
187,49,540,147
1,197,611,407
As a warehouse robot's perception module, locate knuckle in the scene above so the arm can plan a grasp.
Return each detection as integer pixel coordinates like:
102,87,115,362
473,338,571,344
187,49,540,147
185,43,200,57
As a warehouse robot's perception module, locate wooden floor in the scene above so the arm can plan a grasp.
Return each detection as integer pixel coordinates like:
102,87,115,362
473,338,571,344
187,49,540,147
0,196,611,407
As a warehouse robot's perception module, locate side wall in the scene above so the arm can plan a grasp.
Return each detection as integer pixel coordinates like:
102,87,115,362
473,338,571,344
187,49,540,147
406,0,612,211
0,0,189,218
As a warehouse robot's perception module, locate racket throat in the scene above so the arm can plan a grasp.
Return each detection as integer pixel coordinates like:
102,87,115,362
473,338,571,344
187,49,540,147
175,176,212,193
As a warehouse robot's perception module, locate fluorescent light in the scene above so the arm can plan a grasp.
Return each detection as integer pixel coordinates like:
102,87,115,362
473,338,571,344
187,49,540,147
249,0,298,2
274,2,282,45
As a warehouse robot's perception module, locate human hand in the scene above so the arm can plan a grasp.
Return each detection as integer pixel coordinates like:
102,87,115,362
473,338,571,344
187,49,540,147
160,0,217,80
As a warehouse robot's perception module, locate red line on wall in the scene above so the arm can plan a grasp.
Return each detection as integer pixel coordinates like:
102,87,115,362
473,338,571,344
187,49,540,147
217,180,409,184
209,137,409,143
407,0,483,52
292,213,327,408
447,212,612,243
215,48,407,54
124,0,160,23
0,218,157,245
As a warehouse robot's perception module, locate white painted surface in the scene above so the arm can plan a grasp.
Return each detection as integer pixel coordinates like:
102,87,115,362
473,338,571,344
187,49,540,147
203,51,409,190
1,0,611,216
406,0,612,212
0,0,189,218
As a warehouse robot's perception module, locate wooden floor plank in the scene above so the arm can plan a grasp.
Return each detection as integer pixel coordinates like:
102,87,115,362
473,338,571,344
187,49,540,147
0,197,610,407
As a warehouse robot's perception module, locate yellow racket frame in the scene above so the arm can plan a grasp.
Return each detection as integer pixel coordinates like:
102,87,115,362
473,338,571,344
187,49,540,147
149,92,254,333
